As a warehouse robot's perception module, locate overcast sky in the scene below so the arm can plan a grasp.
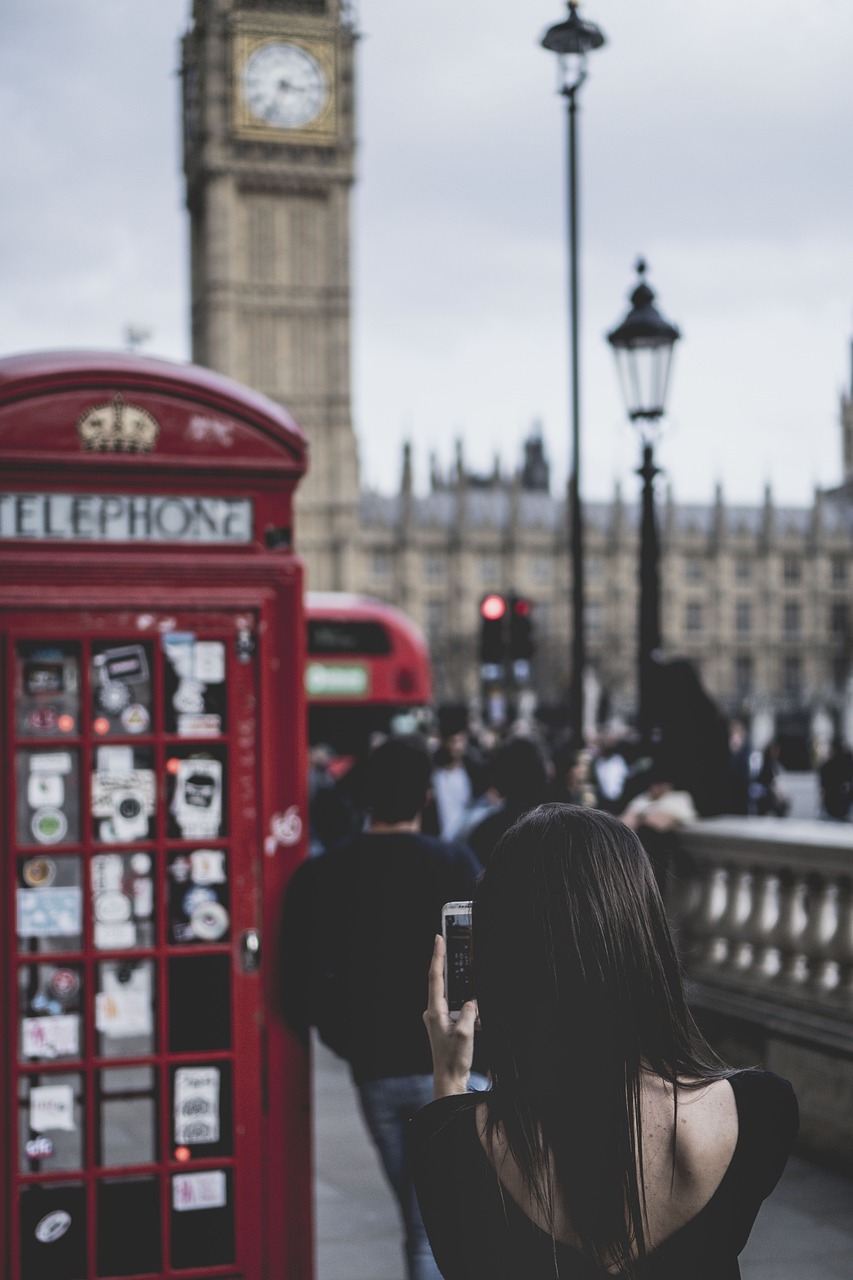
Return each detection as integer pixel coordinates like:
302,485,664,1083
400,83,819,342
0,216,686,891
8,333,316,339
2,0,852,506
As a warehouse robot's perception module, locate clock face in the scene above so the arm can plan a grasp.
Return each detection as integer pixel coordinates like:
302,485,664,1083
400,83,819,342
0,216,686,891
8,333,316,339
242,43,328,130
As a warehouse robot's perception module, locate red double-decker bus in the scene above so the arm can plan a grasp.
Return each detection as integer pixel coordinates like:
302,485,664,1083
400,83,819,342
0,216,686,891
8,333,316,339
305,593,432,756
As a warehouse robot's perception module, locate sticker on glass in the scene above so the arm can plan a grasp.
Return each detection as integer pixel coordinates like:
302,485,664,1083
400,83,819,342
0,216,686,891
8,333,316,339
91,854,124,893
30,1084,76,1132
23,857,57,888
189,902,230,941
171,759,222,839
96,964,153,1038
34,1209,72,1243
49,968,81,1001
31,808,68,846
93,644,149,713
29,752,73,775
174,1066,220,1145
25,1136,54,1160
91,768,155,843
121,703,150,733
22,1015,80,1060
173,1169,227,1212
193,642,225,684
190,850,226,885
17,887,82,938
28,772,65,809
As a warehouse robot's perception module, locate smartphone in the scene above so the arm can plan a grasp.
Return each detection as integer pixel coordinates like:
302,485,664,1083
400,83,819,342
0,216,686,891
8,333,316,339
442,900,473,1021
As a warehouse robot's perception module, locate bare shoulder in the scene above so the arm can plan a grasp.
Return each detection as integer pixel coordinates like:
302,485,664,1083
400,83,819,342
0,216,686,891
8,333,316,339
672,1078,739,1186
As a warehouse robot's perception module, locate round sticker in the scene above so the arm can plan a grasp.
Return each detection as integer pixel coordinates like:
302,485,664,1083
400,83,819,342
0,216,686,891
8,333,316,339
121,703,150,733
35,1209,72,1244
23,857,57,888
170,856,192,883
131,853,152,875
57,714,75,733
117,794,143,821
28,707,58,732
182,886,216,917
31,808,68,846
94,892,133,923
93,717,110,736
190,901,230,941
99,682,130,713
25,1136,54,1160
49,968,80,1001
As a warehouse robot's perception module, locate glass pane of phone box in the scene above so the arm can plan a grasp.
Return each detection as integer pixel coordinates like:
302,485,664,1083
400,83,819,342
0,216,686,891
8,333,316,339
15,642,80,738
168,955,232,1052
20,1182,87,1280
171,1169,235,1270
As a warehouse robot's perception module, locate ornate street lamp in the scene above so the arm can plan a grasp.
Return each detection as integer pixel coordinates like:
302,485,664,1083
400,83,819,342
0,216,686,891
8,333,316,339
607,259,681,744
541,1,606,744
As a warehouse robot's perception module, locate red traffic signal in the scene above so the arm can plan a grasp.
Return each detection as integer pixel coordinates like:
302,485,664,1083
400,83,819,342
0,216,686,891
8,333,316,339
509,595,534,661
481,594,506,622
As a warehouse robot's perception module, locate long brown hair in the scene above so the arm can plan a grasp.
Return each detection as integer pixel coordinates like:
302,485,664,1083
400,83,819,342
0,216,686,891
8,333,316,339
473,804,732,1275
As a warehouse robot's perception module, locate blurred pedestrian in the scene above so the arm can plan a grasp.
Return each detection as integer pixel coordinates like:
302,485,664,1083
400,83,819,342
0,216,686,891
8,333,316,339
751,740,790,817
819,737,853,821
427,704,487,839
468,737,549,865
592,734,630,811
279,735,481,1280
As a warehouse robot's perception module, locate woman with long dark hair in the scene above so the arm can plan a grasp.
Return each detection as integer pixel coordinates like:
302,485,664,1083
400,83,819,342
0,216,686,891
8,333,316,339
412,805,797,1278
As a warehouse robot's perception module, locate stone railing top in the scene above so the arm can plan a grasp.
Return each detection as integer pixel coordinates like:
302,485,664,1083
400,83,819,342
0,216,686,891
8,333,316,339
677,816,853,876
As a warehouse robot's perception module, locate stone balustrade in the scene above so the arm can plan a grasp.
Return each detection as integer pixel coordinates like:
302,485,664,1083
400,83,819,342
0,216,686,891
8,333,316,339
670,817,853,1058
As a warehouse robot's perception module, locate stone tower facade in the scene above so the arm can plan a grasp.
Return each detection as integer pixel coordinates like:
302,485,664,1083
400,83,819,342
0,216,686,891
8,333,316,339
842,341,853,486
182,0,360,588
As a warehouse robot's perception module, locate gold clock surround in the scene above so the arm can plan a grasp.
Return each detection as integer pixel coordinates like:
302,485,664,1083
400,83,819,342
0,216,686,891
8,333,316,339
233,32,337,144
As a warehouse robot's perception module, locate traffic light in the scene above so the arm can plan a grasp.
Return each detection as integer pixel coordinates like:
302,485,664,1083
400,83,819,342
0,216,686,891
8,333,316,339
479,594,507,665
509,595,535,661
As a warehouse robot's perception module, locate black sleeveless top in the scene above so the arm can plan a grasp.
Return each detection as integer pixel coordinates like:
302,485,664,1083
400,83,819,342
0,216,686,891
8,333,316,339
410,1070,798,1279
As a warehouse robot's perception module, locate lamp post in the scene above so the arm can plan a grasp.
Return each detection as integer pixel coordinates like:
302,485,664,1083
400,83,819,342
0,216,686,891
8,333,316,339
541,1,605,744
607,259,681,745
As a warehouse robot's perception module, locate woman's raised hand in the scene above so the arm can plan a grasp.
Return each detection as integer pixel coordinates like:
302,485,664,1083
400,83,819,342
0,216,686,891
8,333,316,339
423,933,477,1098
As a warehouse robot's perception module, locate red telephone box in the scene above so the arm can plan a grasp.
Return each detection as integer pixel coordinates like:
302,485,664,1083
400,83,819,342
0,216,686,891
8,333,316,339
0,351,312,1280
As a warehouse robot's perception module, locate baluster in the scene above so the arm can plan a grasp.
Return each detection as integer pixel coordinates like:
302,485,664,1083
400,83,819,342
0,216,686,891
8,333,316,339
687,863,729,973
768,874,810,991
799,878,840,999
743,871,782,980
720,870,755,978
827,881,853,1010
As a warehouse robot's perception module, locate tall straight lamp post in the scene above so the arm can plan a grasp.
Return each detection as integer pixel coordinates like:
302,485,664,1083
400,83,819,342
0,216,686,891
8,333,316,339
541,1,605,743
607,259,681,745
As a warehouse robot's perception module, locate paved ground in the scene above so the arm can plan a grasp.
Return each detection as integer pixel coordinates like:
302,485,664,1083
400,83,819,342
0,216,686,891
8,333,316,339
313,1038,853,1280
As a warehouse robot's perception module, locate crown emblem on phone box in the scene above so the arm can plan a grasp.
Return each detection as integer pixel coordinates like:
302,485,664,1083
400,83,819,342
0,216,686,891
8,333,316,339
77,394,160,453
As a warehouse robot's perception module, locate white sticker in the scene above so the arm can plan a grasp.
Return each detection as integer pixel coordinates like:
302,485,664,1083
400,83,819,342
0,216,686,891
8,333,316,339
172,760,222,839
91,770,155,818
110,790,150,842
173,679,206,714
28,772,64,809
177,713,222,738
133,877,154,919
193,642,225,684
173,1170,227,1212
96,965,152,1038
174,1066,220,1145
162,633,195,678
190,850,226,885
190,901,229,941
97,746,135,776
131,853,152,875
94,921,136,950
30,1084,76,1132
17,888,82,938
30,753,73,775
94,892,132,923
22,1015,80,1060
91,855,125,893
35,1209,72,1243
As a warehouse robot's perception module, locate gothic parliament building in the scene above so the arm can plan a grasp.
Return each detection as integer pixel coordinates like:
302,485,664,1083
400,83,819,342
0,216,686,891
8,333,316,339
182,0,853,741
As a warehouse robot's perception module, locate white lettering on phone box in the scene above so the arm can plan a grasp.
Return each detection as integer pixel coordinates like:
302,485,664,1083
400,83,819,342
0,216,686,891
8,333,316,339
173,1170,228,1212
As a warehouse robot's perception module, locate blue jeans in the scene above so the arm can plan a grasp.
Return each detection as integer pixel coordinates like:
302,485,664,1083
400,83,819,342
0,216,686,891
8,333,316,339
357,1074,443,1280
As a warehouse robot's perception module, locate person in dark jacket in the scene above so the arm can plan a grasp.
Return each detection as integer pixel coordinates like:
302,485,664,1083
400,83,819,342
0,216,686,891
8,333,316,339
280,735,482,1280
467,736,549,865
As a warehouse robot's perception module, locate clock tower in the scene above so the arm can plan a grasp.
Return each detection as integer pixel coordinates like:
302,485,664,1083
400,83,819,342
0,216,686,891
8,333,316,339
182,0,361,588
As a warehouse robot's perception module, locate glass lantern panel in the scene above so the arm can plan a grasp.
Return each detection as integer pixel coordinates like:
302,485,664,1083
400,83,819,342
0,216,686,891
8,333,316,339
15,642,81,738
18,962,84,1062
97,1066,158,1167
97,1178,162,1276
16,749,81,848
91,851,155,950
96,959,157,1058
91,746,156,844
171,1169,235,1270
18,1072,84,1172
16,857,83,954
90,642,154,738
20,1183,87,1280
